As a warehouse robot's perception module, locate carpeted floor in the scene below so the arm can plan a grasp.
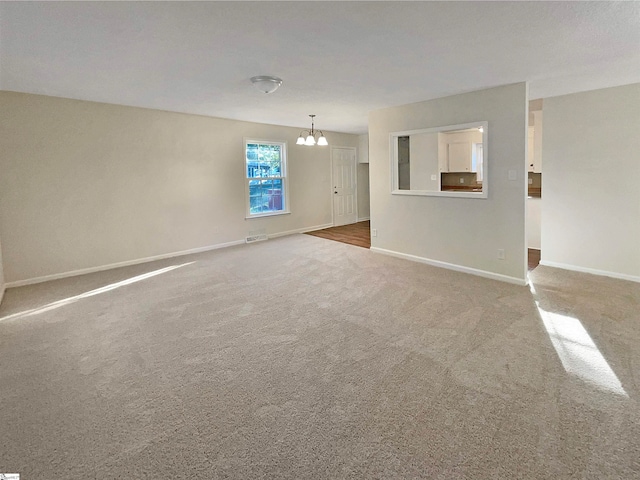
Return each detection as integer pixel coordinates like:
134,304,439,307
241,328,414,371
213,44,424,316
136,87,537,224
0,234,638,479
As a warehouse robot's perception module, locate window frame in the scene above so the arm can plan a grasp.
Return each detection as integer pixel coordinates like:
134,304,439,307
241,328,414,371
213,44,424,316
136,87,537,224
473,142,483,182
390,121,489,199
244,138,290,219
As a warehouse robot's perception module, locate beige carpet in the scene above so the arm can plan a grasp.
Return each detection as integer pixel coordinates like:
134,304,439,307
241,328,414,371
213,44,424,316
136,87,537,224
0,234,638,479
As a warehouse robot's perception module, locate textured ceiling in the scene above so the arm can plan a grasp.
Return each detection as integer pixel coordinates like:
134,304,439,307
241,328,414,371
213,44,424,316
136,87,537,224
1,1,639,134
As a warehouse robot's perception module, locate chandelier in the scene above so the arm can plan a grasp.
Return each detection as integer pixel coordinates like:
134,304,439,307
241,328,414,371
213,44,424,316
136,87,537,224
296,115,328,146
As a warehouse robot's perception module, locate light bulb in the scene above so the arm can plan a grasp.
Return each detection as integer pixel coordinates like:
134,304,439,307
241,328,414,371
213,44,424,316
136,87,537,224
317,135,328,146
305,135,316,146
296,136,305,145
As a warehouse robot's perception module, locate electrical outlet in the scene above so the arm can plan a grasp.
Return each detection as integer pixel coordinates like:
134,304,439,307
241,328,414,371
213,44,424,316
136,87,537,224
431,174,437,181
459,178,464,184
497,249,505,260
372,229,378,237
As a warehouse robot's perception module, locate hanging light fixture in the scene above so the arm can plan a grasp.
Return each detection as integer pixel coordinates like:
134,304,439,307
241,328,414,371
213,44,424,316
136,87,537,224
296,115,328,146
250,75,283,94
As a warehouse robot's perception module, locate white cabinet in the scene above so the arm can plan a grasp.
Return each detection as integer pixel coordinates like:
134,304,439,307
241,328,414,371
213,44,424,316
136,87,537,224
528,111,543,173
448,142,472,172
438,133,448,172
438,130,482,173
528,127,535,172
532,111,542,173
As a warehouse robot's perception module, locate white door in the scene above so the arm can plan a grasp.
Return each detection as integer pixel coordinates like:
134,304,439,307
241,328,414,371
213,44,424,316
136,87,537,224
332,147,358,226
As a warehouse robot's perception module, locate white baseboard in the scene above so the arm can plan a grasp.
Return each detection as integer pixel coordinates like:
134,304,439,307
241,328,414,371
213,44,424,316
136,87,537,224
274,223,333,237
370,247,527,286
539,260,640,284
6,239,246,288
4,224,337,289
357,216,370,222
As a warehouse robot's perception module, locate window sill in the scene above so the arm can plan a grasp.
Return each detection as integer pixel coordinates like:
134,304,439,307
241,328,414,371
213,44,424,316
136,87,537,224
245,210,291,220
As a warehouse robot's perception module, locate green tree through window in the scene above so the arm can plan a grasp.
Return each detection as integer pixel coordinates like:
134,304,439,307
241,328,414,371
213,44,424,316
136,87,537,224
245,140,288,217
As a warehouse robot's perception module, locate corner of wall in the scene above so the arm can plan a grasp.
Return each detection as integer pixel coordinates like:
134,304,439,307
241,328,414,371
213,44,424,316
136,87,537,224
368,83,528,283
0,240,5,307
541,83,640,279
0,92,360,283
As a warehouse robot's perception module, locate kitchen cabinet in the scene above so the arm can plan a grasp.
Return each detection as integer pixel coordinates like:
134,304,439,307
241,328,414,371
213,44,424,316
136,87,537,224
528,111,543,173
528,127,535,172
532,111,542,173
438,134,448,172
438,129,482,173
447,142,473,172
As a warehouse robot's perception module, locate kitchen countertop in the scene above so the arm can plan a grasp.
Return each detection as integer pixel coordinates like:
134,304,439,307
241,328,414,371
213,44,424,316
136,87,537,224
441,185,482,192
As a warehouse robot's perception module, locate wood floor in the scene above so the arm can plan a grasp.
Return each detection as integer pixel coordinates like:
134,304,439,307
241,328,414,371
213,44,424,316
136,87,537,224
528,248,541,271
305,220,371,248
306,221,542,271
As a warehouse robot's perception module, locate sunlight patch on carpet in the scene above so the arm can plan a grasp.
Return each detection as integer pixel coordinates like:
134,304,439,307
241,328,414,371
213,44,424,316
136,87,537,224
529,276,627,397
0,262,195,322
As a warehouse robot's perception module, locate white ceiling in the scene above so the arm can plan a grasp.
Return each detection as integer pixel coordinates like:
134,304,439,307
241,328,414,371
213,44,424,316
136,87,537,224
1,1,639,134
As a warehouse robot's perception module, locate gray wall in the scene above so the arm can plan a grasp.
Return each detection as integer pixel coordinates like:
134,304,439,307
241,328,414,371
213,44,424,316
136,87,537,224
357,164,370,220
369,83,528,283
0,92,359,284
0,236,5,304
541,83,640,281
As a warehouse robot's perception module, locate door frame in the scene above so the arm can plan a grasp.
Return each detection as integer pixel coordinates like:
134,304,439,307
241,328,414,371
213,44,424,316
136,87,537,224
330,146,358,226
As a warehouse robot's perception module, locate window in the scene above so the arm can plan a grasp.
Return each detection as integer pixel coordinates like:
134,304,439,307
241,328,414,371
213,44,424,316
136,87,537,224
245,140,289,217
472,142,483,182
390,121,488,199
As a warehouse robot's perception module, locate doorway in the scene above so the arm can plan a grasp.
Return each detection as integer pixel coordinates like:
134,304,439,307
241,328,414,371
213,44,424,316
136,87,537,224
527,103,543,271
331,147,358,226
305,220,371,249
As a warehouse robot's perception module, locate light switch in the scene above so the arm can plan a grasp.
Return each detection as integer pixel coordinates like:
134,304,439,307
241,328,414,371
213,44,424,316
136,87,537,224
459,178,464,184
431,174,437,181
528,178,533,185
508,170,517,181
